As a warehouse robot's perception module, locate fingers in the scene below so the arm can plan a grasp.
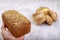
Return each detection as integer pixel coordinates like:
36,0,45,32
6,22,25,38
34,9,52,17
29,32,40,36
1,23,25,40
1,23,7,40
15,36,24,40
6,30,15,38
1,24,14,36
19,36,24,40
1,24,15,40
1,23,6,36
1,24,6,32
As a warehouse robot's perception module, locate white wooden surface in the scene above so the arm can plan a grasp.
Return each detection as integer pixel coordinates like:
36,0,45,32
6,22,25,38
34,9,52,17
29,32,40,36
0,0,60,40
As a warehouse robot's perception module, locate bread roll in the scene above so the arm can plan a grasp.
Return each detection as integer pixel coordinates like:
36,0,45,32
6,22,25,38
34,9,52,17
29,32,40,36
32,13,45,25
2,10,31,37
36,7,49,15
32,7,57,25
45,15,53,25
49,10,57,21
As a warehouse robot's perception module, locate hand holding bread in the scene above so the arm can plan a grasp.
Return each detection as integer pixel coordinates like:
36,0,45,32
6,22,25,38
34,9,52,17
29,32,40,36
2,10,31,37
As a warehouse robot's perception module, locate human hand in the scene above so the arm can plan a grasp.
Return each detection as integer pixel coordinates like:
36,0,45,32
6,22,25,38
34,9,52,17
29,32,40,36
1,23,24,40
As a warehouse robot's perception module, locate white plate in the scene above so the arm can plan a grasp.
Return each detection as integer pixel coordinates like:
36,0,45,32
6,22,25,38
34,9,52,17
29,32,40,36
0,0,60,40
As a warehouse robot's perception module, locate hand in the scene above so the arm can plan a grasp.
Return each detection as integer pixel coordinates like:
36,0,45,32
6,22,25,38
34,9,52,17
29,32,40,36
1,23,24,40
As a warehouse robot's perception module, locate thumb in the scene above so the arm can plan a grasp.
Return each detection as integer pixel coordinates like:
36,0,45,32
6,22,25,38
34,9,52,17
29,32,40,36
1,24,7,38
1,24,6,32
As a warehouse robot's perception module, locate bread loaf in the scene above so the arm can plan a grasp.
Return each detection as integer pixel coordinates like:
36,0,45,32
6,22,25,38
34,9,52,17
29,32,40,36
2,10,31,37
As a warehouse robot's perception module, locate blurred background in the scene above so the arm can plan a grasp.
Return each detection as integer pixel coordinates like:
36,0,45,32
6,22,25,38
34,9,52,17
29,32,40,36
0,0,60,40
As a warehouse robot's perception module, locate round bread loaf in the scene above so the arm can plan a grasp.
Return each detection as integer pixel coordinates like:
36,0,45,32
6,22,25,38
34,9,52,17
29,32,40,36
2,10,31,37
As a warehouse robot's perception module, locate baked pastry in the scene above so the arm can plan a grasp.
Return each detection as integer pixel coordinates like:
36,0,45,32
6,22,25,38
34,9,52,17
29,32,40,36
49,10,57,21
2,10,31,37
36,7,49,15
32,13,45,25
32,7,57,25
45,15,53,25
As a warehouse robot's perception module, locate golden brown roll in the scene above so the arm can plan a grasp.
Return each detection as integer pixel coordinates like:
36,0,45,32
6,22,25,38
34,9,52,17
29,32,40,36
32,13,45,25
32,7,57,25
49,10,57,21
2,10,31,37
36,7,49,15
45,15,53,25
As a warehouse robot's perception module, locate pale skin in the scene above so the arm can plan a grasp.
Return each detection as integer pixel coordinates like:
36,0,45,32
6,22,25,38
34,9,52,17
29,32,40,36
1,23,24,40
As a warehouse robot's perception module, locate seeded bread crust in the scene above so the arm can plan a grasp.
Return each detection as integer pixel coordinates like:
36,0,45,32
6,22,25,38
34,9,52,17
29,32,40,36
2,10,31,37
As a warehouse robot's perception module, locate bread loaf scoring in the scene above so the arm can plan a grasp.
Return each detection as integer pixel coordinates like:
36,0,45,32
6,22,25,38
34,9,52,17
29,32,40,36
2,10,31,37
